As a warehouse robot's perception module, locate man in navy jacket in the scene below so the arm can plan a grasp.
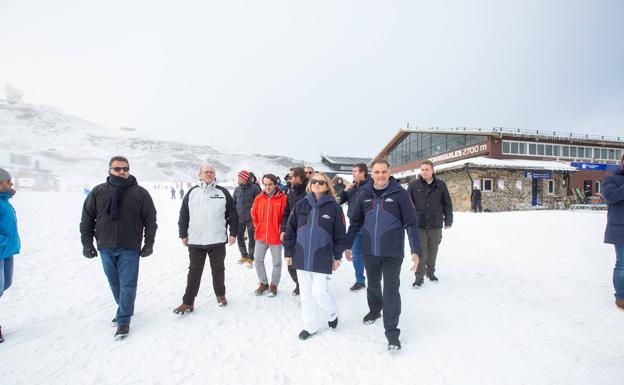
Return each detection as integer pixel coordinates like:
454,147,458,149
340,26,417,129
603,155,624,311
346,159,421,351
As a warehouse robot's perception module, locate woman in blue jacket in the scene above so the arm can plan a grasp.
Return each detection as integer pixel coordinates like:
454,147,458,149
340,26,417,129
283,173,348,340
603,155,624,311
0,168,21,343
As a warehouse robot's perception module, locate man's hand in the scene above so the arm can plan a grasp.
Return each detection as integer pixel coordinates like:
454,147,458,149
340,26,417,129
344,182,354,191
332,259,341,271
181,238,189,247
344,249,352,262
280,232,285,242
140,246,153,258
444,225,452,229
82,245,98,259
284,257,293,266
410,253,420,272
228,236,236,246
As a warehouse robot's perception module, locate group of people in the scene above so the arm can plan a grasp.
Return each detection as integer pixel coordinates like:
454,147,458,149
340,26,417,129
1,153,622,349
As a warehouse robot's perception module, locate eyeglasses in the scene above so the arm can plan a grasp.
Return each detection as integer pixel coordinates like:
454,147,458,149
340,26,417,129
305,172,313,175
110,167,130,172
310,179,326,186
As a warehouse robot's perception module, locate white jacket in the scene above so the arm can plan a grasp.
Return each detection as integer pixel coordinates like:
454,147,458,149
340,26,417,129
178,182,238,246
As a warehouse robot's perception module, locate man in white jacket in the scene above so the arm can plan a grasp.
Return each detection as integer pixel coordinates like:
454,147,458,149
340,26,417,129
173,165,238,314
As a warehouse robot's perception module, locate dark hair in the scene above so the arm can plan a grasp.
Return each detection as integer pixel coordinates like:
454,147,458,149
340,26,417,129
290,167,306,179
370,159,390,169
262,173,278,185
353,163,369,178
109,156,129,166
421,160,434,168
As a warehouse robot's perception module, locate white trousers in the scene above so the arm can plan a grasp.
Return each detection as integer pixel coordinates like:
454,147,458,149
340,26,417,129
297,270,338,334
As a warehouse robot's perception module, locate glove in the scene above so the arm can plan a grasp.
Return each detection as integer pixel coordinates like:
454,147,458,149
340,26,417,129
140,246,153,258
83,245,98,258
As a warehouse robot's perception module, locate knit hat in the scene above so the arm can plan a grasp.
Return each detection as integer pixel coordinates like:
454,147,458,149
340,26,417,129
238,170,250,181
0,168,11,182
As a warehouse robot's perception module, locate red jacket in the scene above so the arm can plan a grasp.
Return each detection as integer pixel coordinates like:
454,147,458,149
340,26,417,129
251,190,287,245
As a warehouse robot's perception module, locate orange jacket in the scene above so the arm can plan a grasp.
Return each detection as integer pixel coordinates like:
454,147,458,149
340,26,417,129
251,190,287,245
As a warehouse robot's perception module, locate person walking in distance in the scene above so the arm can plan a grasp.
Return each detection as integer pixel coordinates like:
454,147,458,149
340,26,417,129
0,168,20,343
345,159,421,351
251,174,286,297
408,160,453,287
603,154,624,311
80,156,157,340
174,165,238,314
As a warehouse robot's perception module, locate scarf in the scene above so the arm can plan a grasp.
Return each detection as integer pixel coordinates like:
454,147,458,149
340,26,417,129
107,174,136,219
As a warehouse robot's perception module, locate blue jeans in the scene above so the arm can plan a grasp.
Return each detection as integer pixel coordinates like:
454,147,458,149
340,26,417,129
614,245,624,301
100,248,140,326
352,231,366,284
0,256,14,297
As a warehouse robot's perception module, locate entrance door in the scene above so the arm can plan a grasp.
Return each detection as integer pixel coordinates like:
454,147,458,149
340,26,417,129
583,180,593,197
531,178,539,206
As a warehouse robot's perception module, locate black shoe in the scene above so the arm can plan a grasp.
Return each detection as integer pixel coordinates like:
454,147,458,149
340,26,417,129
298,330,315,340
0,325,4,343
328,317,338,329
426,272,438,282
292,286,300,296
350,282,366,291
388,336,402,351
114,324,130,340
111,318,118,327
363,311,381,325
412,278,424,288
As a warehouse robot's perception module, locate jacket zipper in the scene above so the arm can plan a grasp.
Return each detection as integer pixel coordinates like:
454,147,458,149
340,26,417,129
265,195,271,243
307,206,316,271
374,199,380,256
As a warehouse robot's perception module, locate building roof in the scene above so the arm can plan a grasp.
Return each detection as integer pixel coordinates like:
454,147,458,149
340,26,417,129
321,155,372,165
393,156,578,179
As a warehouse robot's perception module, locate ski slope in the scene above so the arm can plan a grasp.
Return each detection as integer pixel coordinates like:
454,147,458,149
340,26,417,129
0,190,622,385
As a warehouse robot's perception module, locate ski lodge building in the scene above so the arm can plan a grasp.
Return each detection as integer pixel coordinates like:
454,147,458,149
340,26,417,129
375,127,624,211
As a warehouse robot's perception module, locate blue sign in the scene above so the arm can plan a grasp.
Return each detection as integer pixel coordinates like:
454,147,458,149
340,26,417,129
525,171,552,179
571,162,608,171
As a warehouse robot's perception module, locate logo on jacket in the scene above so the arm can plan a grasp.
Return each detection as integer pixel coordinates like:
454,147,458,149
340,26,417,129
385,198,394,202
321,214,331,219
364,199,372,202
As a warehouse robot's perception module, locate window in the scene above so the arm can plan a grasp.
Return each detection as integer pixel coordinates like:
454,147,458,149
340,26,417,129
601,149,608,159
481,179,493,192
545,145,553,156
502,141,510,154
511,142,519,154
548,180,555,194
553,145,560,156
570,147,577,157
616,150,623,160
609,149,616,160
537,144,545,155
529,143,537,155
586,147,594,159
562,146,569,157
519,143,527,154
577,147,585,158
595,181,601,194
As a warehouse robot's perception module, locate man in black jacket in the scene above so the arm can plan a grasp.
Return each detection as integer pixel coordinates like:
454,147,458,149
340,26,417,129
80,156,157,340
408,160,453,287
233,170,261,267
281,166,309,296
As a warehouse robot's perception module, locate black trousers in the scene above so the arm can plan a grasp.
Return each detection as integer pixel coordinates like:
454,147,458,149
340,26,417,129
287,265,299,286
182,244,226,305
236,221,256,259
363,255,403,340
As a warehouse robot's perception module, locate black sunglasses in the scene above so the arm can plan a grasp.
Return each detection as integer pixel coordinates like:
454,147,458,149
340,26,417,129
110,167,130,172
310,179,326,186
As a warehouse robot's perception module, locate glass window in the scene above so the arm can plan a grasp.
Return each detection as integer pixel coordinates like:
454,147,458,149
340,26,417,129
482,179,493,192
446,135,466,151
570,147,577,157
510,142,519,154
431,134,447,146
562,146,569,157
609,149,616,160
601,149,608,159
553,145,560,156
577,147,584,158
586,147,594,159
548,180,555,194
537,144,545,155
529,143,537,155
545,145,553,156
466,135,487,146
595,181,601,194
616,150,622,160
519,143,527,154
502,141,510,154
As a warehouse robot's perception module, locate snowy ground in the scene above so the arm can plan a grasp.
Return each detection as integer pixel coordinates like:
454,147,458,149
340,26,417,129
0,190,622,385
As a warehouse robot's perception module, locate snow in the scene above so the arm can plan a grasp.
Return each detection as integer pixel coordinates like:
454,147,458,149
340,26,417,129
394,156,578,179
0,190,622,385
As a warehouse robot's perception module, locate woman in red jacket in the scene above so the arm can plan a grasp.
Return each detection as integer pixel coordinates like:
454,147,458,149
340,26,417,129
251,174,287,296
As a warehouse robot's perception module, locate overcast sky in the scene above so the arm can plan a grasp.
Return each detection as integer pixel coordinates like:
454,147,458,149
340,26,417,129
1,0,622,161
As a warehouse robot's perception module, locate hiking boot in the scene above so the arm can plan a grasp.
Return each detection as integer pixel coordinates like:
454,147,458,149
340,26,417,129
292,285,300,296
616,299,624,311
387,335,401,351
173,303,194,315
426,272,439,282
350,282,366,291
268,283,278,297
328,317,338,329
255,283,269,296
298,330,315,340
245,258,254,268
114,324,130,340
412,278,424,288
0,325,4,343
217,296,228,307
237,256,248,264
363,311,381,325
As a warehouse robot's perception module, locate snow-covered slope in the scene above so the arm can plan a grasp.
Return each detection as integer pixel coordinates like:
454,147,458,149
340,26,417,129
0,94,307,184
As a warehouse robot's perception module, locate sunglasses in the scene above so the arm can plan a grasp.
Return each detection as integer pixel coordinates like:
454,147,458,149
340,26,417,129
310,179,327,186
110,167,130,172
305,172,313,175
